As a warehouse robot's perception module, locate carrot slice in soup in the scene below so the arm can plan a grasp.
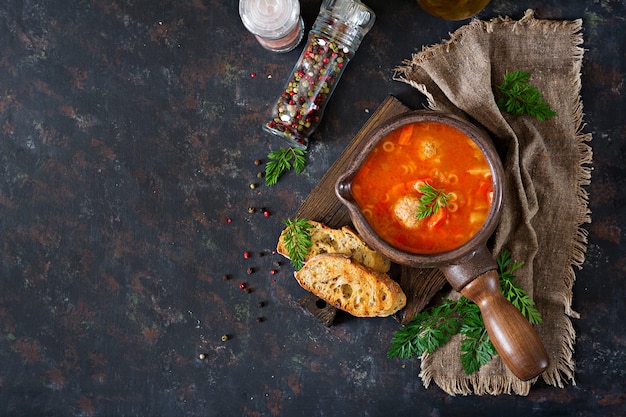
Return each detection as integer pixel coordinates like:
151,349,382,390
427,207,447,229
398,124,414,146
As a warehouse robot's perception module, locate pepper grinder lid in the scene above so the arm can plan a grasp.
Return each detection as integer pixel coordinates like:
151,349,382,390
239,0,301,40
318,0,375,49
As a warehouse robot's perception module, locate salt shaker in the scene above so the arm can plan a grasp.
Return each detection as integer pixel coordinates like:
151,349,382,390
239,0,304,53
264,0,376,149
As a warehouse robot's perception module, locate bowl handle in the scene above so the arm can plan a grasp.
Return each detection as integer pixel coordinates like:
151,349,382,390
460,269,549,381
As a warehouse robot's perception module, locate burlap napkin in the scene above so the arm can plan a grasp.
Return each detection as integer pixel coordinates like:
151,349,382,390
393,10,592,395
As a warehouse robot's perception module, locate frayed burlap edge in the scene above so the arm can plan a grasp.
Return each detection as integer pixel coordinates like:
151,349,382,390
393,10,592,395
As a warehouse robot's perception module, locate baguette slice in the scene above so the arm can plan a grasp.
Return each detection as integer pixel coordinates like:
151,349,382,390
294,253,406,317
277,220,391,273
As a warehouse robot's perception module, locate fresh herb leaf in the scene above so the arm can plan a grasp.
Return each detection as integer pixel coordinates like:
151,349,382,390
494,70,557,121
459,304,496,374
265,147,307,186
388,250,542,375
498,249,542,325
388,298,465,359
415,182,451,219
281,218,313,270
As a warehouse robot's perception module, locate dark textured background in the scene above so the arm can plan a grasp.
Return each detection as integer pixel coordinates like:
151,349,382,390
0,1,624,416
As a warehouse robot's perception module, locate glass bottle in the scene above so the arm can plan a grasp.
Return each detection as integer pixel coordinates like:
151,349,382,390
264,0,375,149
239,0,304,53
417,0,491,21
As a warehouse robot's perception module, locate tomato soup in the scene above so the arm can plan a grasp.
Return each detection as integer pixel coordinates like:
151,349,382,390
350,121,493,255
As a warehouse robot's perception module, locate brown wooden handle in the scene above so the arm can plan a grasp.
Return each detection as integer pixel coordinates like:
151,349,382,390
460,269,549,381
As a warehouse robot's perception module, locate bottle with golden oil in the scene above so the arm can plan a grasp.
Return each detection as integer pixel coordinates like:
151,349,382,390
417,0,491,20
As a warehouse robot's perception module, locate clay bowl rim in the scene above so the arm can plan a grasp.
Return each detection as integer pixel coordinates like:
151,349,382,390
335,110,504,268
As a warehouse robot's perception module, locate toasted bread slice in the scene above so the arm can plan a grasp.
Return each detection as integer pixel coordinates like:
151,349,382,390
294,253,406,317
277,220,391,273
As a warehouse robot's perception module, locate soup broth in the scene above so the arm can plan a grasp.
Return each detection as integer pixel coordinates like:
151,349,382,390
351,121,494,255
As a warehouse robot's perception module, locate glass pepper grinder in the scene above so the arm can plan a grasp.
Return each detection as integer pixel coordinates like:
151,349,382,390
239,0,304,53
264,0,376,149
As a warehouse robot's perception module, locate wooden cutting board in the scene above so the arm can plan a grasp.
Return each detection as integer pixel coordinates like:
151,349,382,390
295,95,448,323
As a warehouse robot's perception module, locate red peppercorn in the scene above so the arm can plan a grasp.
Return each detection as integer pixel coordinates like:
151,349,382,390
263,210,270,217
270,269,277,275
226,218,232,224
239,282,246,290
243,251,250,259
251,72,256,78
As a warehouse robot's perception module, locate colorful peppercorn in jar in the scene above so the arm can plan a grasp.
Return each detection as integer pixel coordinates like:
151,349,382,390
239,0,304,53
264,0,376,149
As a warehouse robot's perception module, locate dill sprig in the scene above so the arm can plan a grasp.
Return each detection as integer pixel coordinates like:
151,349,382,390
388,249,541,375
281,218,313,271
415,182,451,219
265,147,307,186
494,70,557,121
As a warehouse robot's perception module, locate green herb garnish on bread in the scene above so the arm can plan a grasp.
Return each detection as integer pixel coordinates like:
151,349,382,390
277,219,391,273
277,219,403,317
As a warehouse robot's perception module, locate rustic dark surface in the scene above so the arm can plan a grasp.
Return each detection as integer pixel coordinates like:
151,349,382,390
0,1,624,416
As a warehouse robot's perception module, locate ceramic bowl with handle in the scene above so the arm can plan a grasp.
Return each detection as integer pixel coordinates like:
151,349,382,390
335,110,549,381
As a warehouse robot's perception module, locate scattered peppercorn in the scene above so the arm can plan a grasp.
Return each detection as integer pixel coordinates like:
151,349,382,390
244,287,252,294
263,210,270,217
222,274,229,281
221,335,229,342
270,269,277,275
248,207,256,214
246,267,254,275
249,183,257,189
256,317,264,323
256,172,263,179
243,251,250,259
198,353,206,360
254,159,262,166
239,282,246,290
258,301,265,308
226,218,232,224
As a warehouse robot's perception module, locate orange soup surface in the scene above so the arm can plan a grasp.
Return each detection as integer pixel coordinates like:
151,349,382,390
351,121,494,255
